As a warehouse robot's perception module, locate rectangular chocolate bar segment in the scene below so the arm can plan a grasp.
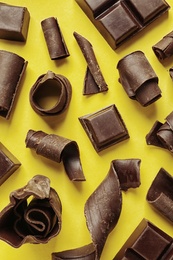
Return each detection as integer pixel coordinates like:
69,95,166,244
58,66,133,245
75,0,170,49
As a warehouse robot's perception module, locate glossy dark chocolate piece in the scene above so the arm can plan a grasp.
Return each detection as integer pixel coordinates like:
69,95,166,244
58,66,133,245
0,3,30,41
0,50,27,119
74,32,108,94
153,31,173,61
75,0,170,50
41,17,70,60
29,71,72,116
0,142,21,185
0,175,62,247
79,104,129,152
146,168,173,223
25,130,85,181
146,111,173,152
52,161,122,259
113,218,173,259
117,51,162,106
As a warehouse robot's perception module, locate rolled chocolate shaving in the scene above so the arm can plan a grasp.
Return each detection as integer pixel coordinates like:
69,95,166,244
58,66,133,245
0,175,62,247
0,50,27,119
52,160,122,259
73,32,108,94
117,51,161,106
29,71,72,116
146,168,173,223
41,17,70,60
25,130,85,181
152,31,173,60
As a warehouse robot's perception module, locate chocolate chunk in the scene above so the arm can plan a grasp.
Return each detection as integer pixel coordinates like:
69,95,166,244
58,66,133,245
113,218,173,259
52,160,122,259
146,168,173,223
0,142,21,186
152,31,173,61
146,111,173,152
41,17,70,60
0,175,62,247
117,51,162,106
29,71,72,116
79,104,129,152
75,0,170,50
73,32,108,94
0,3,30,42
0,50,27,119
25,130,85,181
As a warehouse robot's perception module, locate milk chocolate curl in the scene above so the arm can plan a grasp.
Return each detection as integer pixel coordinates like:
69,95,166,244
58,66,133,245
0,50,27,119
152,31,173,60
0,175,62,247
117,51,161,106
25,130,85,181
29,71,72,116
41,17,69,60
73,32,108,94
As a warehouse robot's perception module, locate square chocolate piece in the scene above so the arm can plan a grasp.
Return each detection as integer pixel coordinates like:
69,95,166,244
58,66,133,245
79,104,129,152
0,142,21,185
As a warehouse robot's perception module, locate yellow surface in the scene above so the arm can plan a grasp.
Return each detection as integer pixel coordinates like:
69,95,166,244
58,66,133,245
0,0,173,259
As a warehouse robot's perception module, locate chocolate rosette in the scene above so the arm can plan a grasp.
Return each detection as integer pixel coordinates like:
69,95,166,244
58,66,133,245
0,175,62,247
25,130,85,181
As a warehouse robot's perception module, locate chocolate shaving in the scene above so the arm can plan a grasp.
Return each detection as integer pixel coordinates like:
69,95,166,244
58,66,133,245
25,130,85,181
146,168,173,223
0,175,62,247
73,32,108,94
117,51,162,106
41,17,70,60
0,50,27,119
29,71,72,116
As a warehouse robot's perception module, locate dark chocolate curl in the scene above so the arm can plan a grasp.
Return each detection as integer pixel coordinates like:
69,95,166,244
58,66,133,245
29,71,72,116
146,168,173,222
0,175,62,247
152,31,173,60
0,50,27,119
117,51,161,106
25,130,85,181
41,17,69,60
73,32,108,94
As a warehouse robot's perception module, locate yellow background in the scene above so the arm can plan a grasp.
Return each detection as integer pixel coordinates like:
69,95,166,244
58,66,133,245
0,0,173,259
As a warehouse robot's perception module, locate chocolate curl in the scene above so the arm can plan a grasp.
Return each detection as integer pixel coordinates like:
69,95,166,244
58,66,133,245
146,168,173,223
117,51,161,106
0,50,27,119
152,31,173,61
73,32,108,94
0,175,62,247
29,71,72,116
41,17,69,60
52,161,122,259
25,130,85,181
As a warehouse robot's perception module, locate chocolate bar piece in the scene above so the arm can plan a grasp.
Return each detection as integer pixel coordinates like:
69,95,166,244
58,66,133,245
117,51,162,106
0,50,27,119
74,32,108,94
41,17,70,60
29,71,72,116
75,0,170,50
0,3,30,41
0,175,62,247
52,160,122,259
113,218,173,259
146,168,173,223
79,104,129,152
25,130,85,181
0,142,21,186
146,111,173,153
152,31,173,61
